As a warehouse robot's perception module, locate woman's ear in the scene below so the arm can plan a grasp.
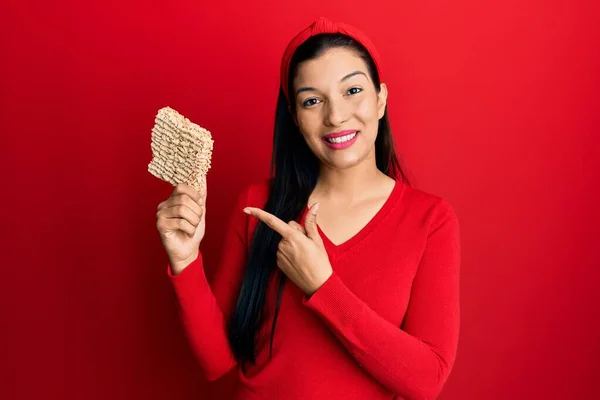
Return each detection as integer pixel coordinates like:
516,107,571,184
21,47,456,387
288,105,299,126
377,83,388,119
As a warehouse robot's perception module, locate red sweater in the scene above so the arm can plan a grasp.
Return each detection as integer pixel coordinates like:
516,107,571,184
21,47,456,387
168,179,461,400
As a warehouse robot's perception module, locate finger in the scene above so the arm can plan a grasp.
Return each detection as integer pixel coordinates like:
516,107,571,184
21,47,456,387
288,221,306,235
157,217,196,237
304,203,322,243
172,183,202,204
243,207,294,238
158,203,201,227
159,194,202,216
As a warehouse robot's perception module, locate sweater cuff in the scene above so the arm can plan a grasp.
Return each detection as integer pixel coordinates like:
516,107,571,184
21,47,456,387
302,271,364,330
167,254,209,301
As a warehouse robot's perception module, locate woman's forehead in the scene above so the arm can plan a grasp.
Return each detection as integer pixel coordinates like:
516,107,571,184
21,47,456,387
294,48,368,85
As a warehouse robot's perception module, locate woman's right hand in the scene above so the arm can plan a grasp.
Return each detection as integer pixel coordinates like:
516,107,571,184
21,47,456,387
156,183,206,275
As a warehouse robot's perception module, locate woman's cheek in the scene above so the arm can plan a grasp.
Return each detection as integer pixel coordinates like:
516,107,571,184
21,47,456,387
355,95,378,120
298,113,322,139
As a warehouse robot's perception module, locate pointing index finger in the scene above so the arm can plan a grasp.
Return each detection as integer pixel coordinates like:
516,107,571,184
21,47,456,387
243,207,293,238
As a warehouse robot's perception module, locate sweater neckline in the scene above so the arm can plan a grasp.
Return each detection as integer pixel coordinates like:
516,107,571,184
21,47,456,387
302,179,404,256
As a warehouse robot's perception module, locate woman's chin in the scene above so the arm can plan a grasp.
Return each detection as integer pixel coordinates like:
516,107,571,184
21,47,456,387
314,141,375,170
322,153,364,170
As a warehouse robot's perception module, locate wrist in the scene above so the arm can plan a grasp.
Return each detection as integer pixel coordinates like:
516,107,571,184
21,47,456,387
307,268,333,297
169,250,199,275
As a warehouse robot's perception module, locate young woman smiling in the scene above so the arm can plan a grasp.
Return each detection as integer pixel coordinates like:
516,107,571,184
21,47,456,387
156,17,461,400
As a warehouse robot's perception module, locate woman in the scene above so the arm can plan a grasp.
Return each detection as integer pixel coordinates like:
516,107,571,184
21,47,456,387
156,17,460,400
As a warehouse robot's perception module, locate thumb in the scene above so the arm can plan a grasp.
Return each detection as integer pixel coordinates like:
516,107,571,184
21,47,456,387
304,203,322,243
198,175,207,205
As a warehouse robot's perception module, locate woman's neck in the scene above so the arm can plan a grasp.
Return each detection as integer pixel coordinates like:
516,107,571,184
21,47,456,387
312,161,390,205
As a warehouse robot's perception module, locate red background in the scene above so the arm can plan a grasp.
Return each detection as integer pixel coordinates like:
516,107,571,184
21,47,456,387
2,0,599,399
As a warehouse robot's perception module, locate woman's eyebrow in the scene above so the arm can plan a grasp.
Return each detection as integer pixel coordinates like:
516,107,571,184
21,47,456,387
340,71,367,82
295,71,367,98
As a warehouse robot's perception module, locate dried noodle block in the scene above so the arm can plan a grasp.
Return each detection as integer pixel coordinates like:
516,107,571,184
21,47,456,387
148,107,213,195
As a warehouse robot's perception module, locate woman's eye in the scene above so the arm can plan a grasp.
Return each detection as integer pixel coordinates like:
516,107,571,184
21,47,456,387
302,98,320,107
301,89,361,107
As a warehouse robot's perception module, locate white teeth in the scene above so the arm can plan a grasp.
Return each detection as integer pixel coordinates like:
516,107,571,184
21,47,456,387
326,132,357,144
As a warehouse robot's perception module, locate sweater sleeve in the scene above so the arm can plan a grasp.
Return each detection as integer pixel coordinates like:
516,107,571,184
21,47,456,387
302,200,461,400
166,185,252,381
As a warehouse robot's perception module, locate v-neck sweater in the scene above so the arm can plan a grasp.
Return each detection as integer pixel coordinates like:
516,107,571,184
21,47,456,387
167,179,461,400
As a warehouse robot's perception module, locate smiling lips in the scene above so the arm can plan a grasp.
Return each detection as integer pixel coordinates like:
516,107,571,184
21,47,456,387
322,130,359,150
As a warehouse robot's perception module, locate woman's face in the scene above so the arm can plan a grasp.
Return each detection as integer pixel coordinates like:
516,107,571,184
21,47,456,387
291,47,388,171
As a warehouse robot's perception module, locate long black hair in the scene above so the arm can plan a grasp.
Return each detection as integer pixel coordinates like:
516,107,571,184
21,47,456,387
227,33,410,370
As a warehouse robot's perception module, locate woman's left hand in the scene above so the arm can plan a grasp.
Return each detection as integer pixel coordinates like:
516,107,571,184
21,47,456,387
243,203,333,297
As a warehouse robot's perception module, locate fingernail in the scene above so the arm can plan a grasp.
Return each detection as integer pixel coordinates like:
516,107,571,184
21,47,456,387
243,208,251,215
312,203,320,215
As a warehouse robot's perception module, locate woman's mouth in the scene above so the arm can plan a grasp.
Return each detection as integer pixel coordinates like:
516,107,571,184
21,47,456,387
322,131,359,150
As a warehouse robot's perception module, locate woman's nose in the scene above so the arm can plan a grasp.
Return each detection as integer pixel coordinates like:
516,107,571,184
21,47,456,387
324,98,349,127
